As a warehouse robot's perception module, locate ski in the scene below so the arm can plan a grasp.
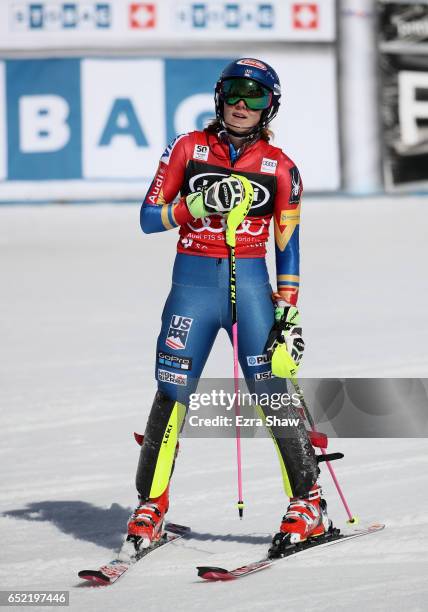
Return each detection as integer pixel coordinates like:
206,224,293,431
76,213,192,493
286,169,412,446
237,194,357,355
78,522,190,586
197,522,384,581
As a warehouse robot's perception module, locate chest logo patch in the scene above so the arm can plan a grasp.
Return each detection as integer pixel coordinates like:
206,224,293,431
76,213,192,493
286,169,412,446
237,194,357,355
261,158,277,174
166,315,193,350
193,144,209,161
289,166,302,204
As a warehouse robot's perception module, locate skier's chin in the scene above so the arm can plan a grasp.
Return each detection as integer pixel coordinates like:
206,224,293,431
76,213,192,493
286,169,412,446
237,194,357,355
224,121,253,135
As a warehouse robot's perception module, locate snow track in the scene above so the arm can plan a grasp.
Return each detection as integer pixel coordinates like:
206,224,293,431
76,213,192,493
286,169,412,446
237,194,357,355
1,199,427,611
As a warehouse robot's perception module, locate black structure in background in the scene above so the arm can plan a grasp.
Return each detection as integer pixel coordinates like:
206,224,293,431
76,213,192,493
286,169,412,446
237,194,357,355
378,2,428,188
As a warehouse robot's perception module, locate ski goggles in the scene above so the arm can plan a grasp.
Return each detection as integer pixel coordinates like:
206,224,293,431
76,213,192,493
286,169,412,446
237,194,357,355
220,78,272,111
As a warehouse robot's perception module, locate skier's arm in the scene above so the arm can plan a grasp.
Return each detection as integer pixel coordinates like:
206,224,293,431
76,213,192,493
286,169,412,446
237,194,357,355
140,136,194,234
273,162,302,306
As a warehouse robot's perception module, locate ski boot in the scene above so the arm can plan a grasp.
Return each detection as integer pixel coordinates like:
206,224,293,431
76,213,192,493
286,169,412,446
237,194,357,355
126,485,170,552
269,484,337,558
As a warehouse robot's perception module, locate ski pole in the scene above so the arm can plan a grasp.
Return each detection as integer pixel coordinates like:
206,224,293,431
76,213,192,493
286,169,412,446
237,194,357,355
225,175,253,519
289,377,358,525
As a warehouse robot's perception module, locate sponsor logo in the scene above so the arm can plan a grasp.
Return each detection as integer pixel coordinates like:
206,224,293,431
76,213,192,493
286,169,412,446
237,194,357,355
158,369,188,386
292,3,319,30
289,309,299,325
180,237,193,249
291,338,304,363
176,4,274,30
163,423,173,444
3,58,282,185
147,166,165,204
220,182,230,206
10,2,112,31
247,354,270,366
237,59,268,70
129,3,156,29
186,215,269,238
254,371,275,381
157,351,192,370
261,157,277,174
280,209,300,224
193,144,209,161
188,171,227,191
166,315,193,350
160,134,186,165
289,166,302,204
188,172,270,210
394,18,428,39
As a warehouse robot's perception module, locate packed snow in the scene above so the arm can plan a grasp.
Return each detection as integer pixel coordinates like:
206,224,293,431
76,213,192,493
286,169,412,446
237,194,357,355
1,197,427,611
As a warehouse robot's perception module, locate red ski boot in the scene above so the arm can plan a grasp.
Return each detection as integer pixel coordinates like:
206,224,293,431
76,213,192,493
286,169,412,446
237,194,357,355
127,485,169,549
278,484,330,544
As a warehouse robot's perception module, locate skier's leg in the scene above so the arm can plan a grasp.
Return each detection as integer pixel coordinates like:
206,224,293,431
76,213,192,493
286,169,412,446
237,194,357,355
130,256,221,543
134,390,185,501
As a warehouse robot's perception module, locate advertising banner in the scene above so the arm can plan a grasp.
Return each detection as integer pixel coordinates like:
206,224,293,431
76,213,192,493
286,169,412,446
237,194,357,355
379,1,428,190
0,52,340,200
0,0,336,49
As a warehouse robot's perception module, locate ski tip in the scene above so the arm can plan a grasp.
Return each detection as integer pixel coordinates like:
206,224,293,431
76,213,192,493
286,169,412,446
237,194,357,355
78,570,111,585
164,522,191,535
197,566,235,581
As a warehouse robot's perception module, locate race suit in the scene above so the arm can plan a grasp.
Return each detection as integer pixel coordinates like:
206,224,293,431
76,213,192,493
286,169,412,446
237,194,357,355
135,129,318,501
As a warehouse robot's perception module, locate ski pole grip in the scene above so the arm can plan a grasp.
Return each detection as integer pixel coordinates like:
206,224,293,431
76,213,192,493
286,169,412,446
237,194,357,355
226,175,254,247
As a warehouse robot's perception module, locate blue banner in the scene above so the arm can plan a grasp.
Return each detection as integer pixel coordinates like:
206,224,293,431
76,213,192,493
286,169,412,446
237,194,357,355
1,57,229,183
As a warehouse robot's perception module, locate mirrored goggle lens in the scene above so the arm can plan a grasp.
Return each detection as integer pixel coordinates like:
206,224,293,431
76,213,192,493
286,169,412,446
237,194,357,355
224,95,272,110
221,79,272,110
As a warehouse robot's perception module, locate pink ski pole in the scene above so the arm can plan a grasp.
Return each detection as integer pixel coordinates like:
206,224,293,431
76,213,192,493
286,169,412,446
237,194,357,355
225,176,253,519
232,308,244,518
291,378,358,524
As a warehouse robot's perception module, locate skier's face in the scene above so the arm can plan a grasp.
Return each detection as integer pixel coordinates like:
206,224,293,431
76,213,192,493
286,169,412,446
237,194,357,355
223,99,263,134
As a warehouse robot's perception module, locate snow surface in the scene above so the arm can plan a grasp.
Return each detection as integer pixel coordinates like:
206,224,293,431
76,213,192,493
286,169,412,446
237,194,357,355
1,197,428,612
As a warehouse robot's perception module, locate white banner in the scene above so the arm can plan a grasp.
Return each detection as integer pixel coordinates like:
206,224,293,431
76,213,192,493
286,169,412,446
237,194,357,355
81,59,165,178
269,49,339,191
0,0,336,49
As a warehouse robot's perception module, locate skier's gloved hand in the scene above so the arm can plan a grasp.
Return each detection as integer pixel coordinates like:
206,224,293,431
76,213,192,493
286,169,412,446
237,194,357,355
266,295,305,367
186,175,245,219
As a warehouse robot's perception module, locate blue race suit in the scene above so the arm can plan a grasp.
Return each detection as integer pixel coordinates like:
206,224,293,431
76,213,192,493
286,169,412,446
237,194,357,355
135,129,318,502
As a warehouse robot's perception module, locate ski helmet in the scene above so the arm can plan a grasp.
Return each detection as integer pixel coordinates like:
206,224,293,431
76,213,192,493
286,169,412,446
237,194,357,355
215,58,281,129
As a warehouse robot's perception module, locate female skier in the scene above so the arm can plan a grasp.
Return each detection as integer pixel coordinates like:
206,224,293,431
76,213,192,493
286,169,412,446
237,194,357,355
127,58,330,552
